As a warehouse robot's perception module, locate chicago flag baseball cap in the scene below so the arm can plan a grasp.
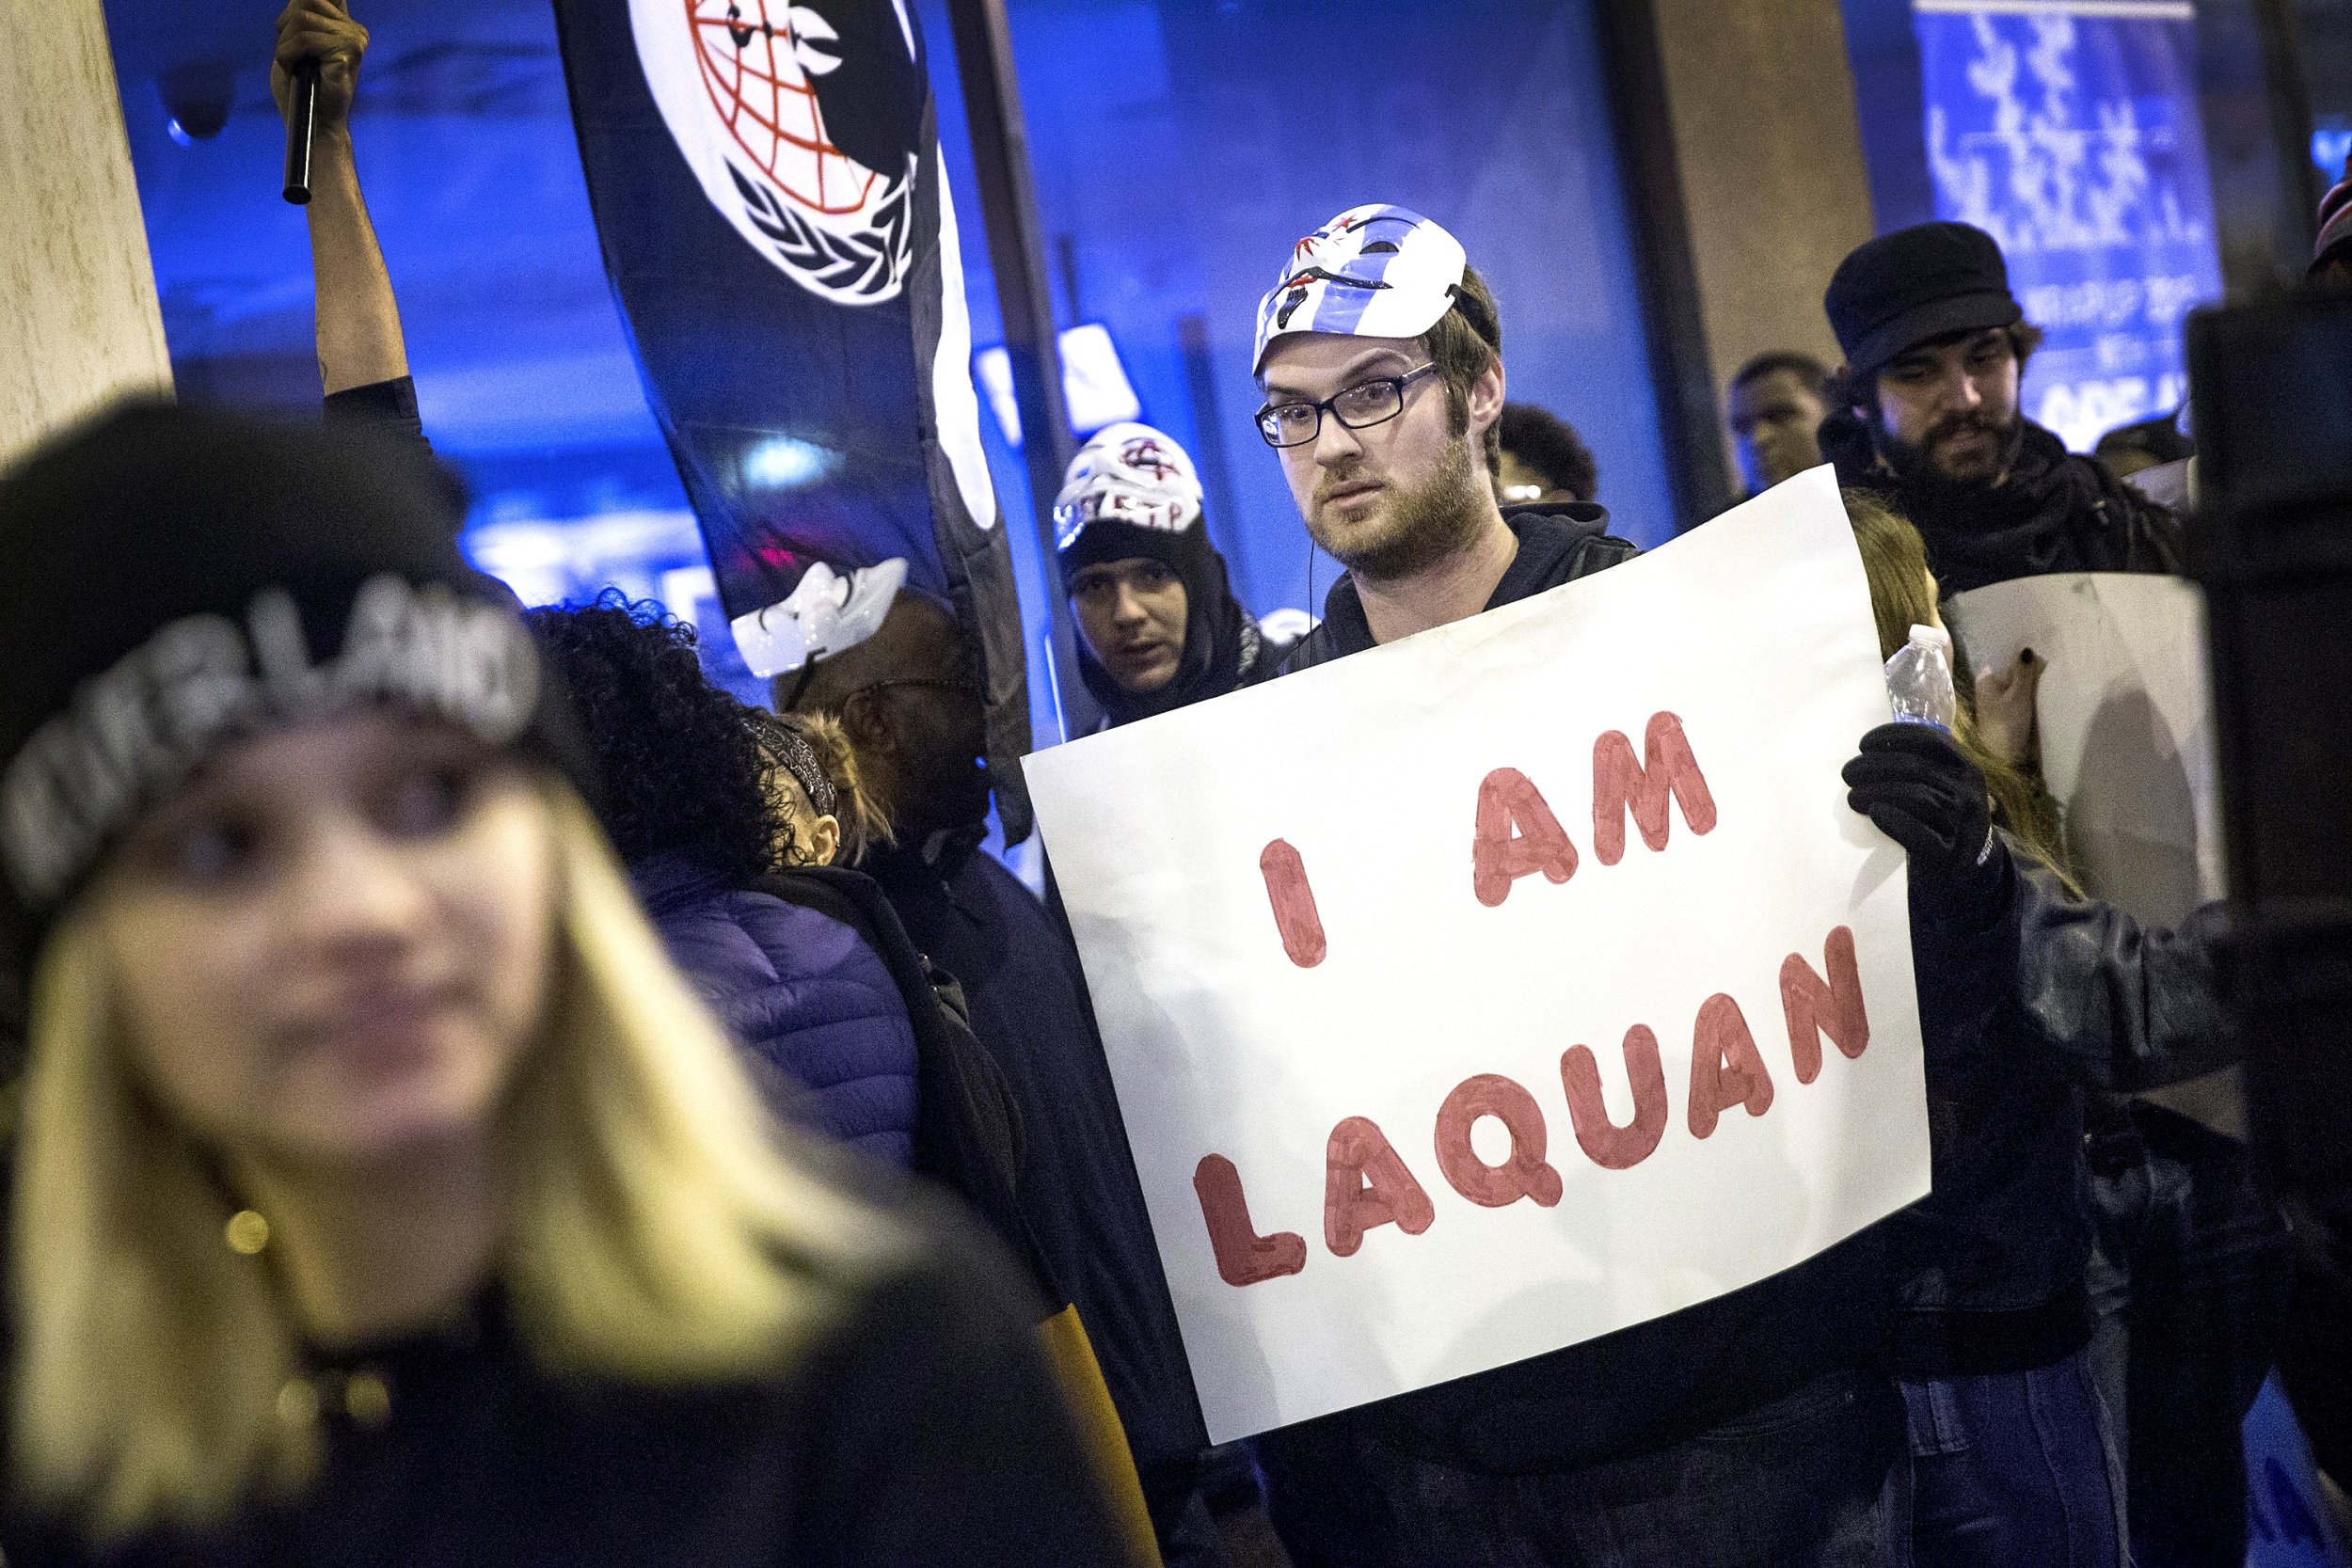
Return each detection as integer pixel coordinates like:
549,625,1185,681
1253,204,1469,373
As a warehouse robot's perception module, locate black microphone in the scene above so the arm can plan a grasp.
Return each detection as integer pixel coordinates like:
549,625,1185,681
282,57,320,205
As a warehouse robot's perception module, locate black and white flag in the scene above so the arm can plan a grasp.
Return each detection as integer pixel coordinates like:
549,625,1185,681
552,0,1033,836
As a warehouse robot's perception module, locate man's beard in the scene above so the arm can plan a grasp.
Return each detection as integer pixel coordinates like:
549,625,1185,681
866,711,994,847
1310,436,1489,584
1876,407,2025,489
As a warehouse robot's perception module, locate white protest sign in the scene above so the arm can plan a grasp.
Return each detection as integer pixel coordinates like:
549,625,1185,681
1944,574,2222,927
1944,573,2241,1136
1025,467,1930,1442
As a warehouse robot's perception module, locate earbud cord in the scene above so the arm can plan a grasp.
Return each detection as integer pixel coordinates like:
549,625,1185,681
1306,531,1318,626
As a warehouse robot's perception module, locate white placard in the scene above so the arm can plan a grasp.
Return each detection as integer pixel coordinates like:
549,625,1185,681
1025,468,1931,1442
1945,573,2222,926
1945,572,2239,1135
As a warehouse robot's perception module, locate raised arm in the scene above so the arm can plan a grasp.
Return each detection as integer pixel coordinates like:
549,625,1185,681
273,0,409,398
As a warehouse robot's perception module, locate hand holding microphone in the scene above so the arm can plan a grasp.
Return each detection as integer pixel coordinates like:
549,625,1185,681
273,0,369,204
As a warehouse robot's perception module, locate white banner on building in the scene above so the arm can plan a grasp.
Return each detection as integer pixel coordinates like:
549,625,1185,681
1025,467,1931,1442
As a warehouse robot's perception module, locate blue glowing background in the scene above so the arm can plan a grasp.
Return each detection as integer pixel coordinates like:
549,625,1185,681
104,0,1676,734
1913,3,2225,451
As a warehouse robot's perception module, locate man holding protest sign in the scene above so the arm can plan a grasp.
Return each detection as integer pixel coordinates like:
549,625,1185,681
1263,210,1634,673
1234,204,1905,1566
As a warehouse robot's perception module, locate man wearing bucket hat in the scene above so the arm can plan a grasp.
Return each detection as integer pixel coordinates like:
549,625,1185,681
1054,422,1293,730
1244,204,1903,1567
1817,221,2183,596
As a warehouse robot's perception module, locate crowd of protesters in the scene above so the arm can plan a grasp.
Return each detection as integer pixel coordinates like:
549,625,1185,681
1,0,2349,1563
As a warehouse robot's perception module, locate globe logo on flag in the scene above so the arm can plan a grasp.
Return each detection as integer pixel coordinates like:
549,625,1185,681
631,0,926,303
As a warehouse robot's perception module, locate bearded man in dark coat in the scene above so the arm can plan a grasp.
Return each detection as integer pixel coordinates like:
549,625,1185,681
1818,221,2183,595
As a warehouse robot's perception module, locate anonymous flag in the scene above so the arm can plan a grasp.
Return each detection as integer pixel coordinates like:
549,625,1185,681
552,0,1033,839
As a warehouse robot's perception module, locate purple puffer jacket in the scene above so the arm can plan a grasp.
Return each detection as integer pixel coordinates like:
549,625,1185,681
630,852,918,1167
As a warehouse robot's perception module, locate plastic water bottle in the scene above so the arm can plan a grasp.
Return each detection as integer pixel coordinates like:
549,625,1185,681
1884,623,1958,732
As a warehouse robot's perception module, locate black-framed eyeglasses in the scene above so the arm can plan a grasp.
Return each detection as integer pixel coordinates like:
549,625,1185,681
1255,363,1439,449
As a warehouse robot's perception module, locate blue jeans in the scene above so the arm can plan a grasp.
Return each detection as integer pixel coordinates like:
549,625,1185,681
1900,1351,2127,1568
1262,1370,1908,1567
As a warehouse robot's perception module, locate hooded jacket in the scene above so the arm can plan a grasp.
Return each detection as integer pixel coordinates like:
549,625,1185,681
1821,410,2184,594
1261,501,1891,1473
631,852,919,1167
1064,514,1290,729
1079,553,1287,727
1278,502,1636,673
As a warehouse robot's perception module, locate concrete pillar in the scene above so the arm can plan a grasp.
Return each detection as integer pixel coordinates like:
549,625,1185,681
0,0,172,468
1645,0,1876,406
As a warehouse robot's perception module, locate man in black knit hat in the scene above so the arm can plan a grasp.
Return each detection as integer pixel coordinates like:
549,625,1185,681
1819,221,2182,595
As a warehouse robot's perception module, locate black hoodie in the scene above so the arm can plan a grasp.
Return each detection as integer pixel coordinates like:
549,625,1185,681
1261,501,1891,1473
1278,502,1636,672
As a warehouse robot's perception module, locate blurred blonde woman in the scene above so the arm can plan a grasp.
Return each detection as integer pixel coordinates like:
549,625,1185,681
0,405,1130,1565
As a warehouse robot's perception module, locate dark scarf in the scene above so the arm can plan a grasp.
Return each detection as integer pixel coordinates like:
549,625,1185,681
1821,409,2183,594
1067,522,1268,728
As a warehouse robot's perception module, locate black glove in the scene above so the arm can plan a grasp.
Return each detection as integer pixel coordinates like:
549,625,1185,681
1842,721,2008,927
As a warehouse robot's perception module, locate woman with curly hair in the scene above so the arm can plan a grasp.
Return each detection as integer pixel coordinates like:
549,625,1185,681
524,596,924,1168
532,603,1168,1561
748,708,894,871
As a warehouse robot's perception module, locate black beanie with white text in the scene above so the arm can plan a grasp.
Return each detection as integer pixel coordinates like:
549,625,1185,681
0,402,592,942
